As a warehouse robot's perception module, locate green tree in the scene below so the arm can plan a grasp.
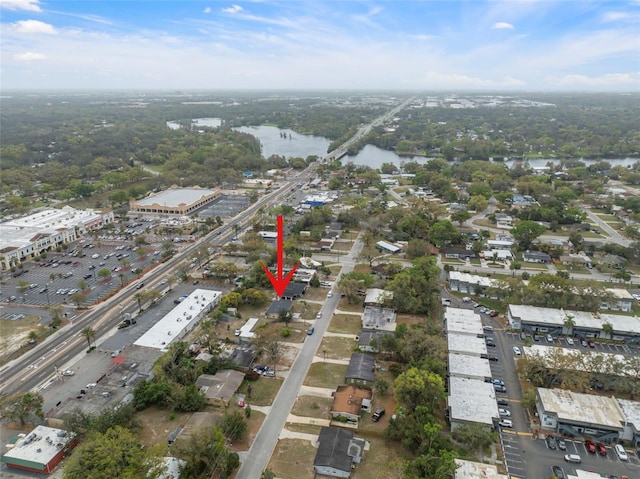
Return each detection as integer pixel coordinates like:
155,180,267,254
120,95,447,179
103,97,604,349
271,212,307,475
221,411,247,441
63,426,165,479
4,392,44,426
69,292,87,308
511,220,547,250
81,326,96,350
278,308,293,326
394,367,445,411
452,423,495,453
451,210,472,226
428,220,461,248
173,425,236,478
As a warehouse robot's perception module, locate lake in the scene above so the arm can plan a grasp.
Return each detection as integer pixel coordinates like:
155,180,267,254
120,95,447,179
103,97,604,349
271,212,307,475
174,120,639,170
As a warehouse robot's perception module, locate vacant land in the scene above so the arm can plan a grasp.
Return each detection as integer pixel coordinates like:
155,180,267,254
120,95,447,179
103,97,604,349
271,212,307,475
327,313,362,334
290,395,333,419
318,336,357,360
304,363,348,388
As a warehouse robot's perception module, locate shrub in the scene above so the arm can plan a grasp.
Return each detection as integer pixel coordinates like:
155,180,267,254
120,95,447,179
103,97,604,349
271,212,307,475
280,328,291,338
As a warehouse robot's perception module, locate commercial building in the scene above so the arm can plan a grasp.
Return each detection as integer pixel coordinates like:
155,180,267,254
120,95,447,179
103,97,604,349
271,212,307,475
133,289,221,351
536,388,625,442
0,206,114,270
508,304,640,343
444,308,484,337
447,332,488,357
448,353,492,381
129,186,220,216
448,377,499,431
0,425,77,474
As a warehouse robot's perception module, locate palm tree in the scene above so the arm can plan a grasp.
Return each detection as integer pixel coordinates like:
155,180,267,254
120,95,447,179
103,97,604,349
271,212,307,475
602,322,614,339
563,314,576,336
134,292,145,312
81,326,96,350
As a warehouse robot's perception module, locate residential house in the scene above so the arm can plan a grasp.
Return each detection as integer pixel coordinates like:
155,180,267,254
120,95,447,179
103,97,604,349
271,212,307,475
486,239,514,250
345,353,376,388
481,249,514,262
523,252,552,264
448,271,499,296
281,282,307,300
361,306,396,332
313,427,366,478
265,299,293,319
444,248,474,261
194,370,245,407
363,288,393,307
330,385,373,425
602,288,634,313
376,240,402,254
358,329,394,353
559,254,592,267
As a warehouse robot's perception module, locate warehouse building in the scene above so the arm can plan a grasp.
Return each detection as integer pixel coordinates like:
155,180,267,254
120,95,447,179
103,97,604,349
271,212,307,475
0,425,77,474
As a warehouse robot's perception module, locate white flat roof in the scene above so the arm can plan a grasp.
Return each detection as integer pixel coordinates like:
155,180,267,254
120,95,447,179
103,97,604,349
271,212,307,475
135,187,217,207
1,425,75,466
616,399,640,431
454,459,508,479
444,308,483,336
448,353,492,378
134,289,221,350
538,388,624,430
448,271,498,288
448,377,498,427
238,317,259,339
0,206,104,249
447,332,488,356
605,288,634,300
509,304,640,335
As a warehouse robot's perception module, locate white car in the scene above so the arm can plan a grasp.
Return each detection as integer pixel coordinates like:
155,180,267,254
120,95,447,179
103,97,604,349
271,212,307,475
499,408,511,417
160,278,168,284
62,369,75,376
327,291,333,298
566,338,574,345
498,419,513,428
513,346,522,356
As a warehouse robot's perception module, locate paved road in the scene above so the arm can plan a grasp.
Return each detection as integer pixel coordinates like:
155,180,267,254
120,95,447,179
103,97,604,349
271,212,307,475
235,233,363,479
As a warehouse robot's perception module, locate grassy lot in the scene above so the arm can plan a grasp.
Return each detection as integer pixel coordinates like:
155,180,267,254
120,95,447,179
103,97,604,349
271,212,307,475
290,395,333,419
237,377,283,406
470,259,482,265
304,363,348,388
327,313,362,334
442,259,465,265
137,406,193,448
596,214,618,222
333,242,353,252
0,315,46,359
352,436,409,479
520,263,549,270
327,265,343,276
555,264,589,273
267,439,316,479
299,287,327,302
337,298,365,313
353,264,371,274
396,313,426,328
284,422,322,435
318,336,357,359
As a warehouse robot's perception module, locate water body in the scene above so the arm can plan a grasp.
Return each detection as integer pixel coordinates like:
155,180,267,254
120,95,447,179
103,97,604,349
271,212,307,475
233,125,331,160
173,120,639,170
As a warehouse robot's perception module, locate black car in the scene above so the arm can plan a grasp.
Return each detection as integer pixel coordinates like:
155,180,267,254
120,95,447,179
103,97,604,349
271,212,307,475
497,399,509,406
488,356,499,362
372,408,385,422
546,436,557,450
551,465,565,479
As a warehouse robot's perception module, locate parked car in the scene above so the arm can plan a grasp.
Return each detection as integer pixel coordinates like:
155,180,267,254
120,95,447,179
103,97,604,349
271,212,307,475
307,327,315,335
546,436,557,450
551,466,566,479
546,334,553,342
483,325,494,332
494,384,507,393
327,291,333,298
614,444,628,461
596,442,607,456
497,399,509,406
581,339,588,347
499,408,511,417
488,356,499,362
498,419,513,428
557,438,566,450
372,408,385,422
588,340,595,348
566,338,574,345
489,310,499,317
585,440,596,454
491,379,505,386
564,454,581,463
512,346,522,355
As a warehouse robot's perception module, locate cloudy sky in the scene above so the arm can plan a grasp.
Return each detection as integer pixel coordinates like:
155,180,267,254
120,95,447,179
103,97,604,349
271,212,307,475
1,0,639,91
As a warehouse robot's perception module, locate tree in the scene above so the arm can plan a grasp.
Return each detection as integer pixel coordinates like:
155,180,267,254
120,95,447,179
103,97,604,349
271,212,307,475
261,469,276,479
394,367,445,412
452,423,495,454
450,210,472,226
98,268,112,280
428,220,461,248
28,330,39,343
63,426,165,479
69,292,87,308
278,308,293,326
374,378,389,396
81,326,96,350
48,304,64,329
221,411,247,441
511,220,547,250
173,425,236,478
4,392,44,426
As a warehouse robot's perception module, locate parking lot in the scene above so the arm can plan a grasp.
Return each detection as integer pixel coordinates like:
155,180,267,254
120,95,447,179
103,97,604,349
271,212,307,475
0,241,161,307
504,331,638,355
197,194,250,219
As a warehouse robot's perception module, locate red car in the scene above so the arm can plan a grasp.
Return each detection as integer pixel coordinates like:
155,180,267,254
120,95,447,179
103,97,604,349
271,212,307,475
585,440,597,454
596,442,607,456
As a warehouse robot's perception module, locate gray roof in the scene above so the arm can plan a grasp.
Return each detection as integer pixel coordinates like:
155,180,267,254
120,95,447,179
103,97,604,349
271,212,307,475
523,251,551,260
346,353,376,382
135,187,217,207
266,299,292,316
358,329,393,349
313,427,355,473
282,282,307,298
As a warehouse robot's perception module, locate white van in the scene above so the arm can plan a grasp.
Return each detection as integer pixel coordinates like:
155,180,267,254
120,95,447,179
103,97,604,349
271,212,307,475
614,444,628,461
498,419,512,428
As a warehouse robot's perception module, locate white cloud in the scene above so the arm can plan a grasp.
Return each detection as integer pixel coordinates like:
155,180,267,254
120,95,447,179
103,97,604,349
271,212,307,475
203,7,212,14
1,0,41,11
554,72,640,87
13,19,57,34
14,51,46,61
492,22,514,30
222,5,243,14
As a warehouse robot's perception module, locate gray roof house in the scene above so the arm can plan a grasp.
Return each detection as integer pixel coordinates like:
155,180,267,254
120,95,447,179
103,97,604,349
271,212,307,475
345,353,376,388
523,251,551,264
358,329,394,353
313,427,366,478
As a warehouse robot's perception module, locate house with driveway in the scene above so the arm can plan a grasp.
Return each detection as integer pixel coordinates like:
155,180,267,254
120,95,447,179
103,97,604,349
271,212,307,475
329,385,372,426
345,353,376,388
313,427,366,478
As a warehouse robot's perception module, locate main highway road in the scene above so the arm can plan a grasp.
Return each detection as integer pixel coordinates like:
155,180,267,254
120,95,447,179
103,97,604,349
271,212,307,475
0,97,414,400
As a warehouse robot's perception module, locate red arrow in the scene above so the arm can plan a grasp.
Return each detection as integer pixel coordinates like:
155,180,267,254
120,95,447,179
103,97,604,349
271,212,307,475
261,215,299,298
